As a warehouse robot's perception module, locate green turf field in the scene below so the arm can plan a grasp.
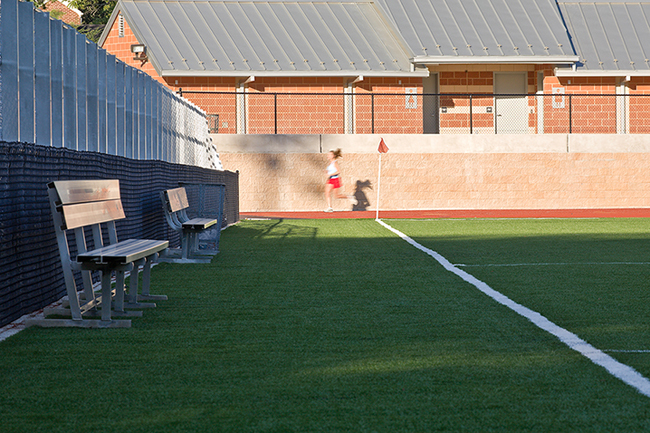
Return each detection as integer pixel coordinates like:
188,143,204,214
2,218,650,432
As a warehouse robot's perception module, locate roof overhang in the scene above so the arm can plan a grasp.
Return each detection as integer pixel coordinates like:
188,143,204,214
159,70,430,78
412,55,580,65
555,68,650,77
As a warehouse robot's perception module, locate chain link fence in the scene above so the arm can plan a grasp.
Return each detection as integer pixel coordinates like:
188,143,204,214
181,91,650,135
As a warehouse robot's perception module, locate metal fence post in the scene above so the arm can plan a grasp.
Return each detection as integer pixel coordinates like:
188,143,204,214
569,94,573,134
18,1,35,143
274,93,277,134
469,94,473,134
50,19,63,147
0,0,19,142
371,94,375,134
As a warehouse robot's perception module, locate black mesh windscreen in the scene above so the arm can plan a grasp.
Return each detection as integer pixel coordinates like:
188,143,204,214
0,142,239,327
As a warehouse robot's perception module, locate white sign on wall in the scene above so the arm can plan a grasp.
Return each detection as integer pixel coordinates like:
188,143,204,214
552,87,565,109
405,88,418,109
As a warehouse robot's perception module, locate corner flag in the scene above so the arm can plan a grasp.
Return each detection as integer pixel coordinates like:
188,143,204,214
378,137,389,153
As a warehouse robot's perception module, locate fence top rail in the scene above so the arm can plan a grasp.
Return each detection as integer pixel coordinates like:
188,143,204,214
177,90,632,97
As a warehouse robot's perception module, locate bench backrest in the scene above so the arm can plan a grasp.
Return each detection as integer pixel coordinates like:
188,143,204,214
48,179,125,230
162,187,190,213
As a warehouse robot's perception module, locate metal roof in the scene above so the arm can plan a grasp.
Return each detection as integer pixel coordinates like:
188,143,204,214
557,1,650,75
374,0,578,64
106,0,426,78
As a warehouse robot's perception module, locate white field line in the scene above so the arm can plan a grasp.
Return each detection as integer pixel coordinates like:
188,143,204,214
376,219,650,398
455,262,650,268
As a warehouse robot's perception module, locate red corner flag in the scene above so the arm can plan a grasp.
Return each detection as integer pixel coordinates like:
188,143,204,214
378,138,389,153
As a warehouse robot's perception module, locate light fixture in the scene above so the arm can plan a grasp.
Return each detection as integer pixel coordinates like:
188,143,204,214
130,44,147,61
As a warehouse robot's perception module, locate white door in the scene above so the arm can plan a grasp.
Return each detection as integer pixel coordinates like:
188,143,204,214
494,73,528,134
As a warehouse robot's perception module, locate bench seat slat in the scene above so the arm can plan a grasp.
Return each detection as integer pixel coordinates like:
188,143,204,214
182,217,218,231
77,239,169,264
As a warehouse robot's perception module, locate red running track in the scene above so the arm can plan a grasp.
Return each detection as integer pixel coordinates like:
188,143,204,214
242,209,650,220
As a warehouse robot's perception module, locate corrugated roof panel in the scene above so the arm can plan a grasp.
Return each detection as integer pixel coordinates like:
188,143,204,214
487,0,534,55
277,3,326,71
558,1,650,72
123,2,187,71
239,3,287,71
628,5,650,64
597,4,629,68
522,0,568,55
473,1,511,54
380,0,448,55
193,2,242,71
344,5,400,71
327,5,379,70
303,3,352,70
458,1,499,55
610,4,645,69
255,3,307,71
375,0,576,60
560,4,600,69
446,1,480,56
115,0,419,77
170,2,230,71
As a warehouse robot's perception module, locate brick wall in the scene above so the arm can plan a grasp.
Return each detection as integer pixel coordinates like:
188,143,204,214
430,64,539,134
41,1,80,25
102,21,650,136
220,150,650,212
101,11,163,85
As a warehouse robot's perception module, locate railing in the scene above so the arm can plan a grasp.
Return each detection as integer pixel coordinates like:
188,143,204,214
180,90,649,135
0,0,222,170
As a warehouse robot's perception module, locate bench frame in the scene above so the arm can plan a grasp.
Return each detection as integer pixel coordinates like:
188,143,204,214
160,186,220,263
29,179,169,328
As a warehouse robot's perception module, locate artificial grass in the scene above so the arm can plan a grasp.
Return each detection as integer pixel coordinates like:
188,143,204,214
1,218,650,432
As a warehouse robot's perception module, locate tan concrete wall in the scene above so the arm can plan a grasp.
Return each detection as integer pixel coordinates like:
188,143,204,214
216,134,650,212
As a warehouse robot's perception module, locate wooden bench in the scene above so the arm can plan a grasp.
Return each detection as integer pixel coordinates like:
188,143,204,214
160,187,219,263
32,179,169,328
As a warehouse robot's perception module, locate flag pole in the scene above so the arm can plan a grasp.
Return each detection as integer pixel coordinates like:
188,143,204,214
376,152,382,220
376,138,388,220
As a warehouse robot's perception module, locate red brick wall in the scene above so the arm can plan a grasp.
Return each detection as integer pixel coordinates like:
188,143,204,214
628,77,650,133
356,78,424,134
247,78,345,134
101,12,163,85
544,76,618,134
41,1,81,25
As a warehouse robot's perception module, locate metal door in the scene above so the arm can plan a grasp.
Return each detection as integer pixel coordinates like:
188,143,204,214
423,74,439,134
494,72,528,134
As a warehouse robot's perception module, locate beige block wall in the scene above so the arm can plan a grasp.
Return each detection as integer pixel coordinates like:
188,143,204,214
217,135,650,212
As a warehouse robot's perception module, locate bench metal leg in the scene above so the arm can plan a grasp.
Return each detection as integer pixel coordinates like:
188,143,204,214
124,259,157,308
139,253,168,301
114,270,126,313
127,259,145,304
181,233,191,259
100,271,113,322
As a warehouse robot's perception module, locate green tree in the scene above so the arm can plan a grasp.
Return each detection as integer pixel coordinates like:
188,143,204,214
69,0,117,42
25,0,117,42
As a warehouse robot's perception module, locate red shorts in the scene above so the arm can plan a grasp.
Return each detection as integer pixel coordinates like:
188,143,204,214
328,176,341,188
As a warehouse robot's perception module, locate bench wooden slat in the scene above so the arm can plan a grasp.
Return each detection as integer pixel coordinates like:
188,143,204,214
49,179,121,205
164,187,190,213
60,199,126,230
77,238,169,264
182,217,218,231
